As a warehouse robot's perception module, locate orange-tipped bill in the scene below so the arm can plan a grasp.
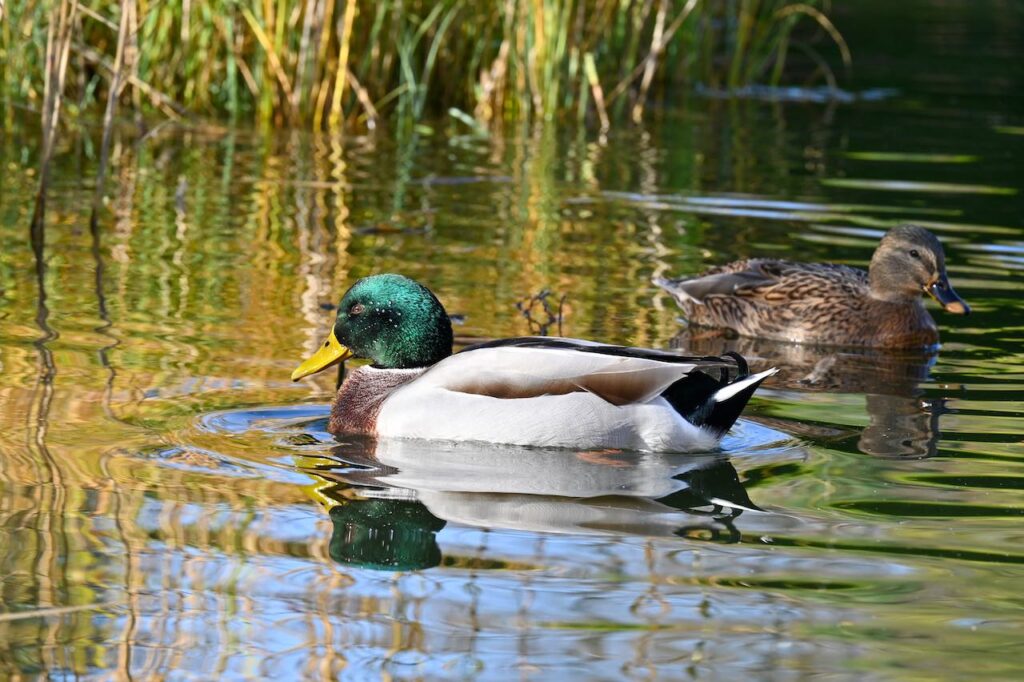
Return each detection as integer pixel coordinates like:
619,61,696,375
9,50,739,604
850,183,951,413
292,330,353,381
927,274,971,315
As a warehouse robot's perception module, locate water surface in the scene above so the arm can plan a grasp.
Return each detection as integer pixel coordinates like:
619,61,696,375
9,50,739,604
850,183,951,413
1,1,1023,678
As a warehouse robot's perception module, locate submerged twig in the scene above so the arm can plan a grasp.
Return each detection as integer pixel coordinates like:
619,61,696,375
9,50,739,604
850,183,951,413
516,289,567,337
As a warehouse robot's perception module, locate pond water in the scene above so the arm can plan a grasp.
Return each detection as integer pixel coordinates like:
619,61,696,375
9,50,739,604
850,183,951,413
2,1,1023,679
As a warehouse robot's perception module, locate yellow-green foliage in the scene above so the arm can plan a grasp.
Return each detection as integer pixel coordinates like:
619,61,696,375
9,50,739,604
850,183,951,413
1,0,846,129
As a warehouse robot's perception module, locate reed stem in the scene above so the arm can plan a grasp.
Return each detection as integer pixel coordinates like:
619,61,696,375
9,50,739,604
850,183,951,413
6,0,848,131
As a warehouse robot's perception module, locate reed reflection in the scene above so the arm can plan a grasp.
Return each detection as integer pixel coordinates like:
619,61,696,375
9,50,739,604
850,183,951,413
667,329,945,457
300,437,765,570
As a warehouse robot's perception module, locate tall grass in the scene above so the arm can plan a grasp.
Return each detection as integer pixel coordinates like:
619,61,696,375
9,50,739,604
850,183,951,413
2,0,848,131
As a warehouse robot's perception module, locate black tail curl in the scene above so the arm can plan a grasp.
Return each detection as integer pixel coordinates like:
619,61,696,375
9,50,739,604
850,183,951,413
722,350,749,377
661,356,770,438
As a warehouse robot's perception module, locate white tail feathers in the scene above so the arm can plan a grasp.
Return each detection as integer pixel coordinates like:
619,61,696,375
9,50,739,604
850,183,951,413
712,368,778,403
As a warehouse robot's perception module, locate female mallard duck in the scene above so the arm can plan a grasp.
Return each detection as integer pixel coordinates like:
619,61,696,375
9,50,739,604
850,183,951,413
653,224,970,349
292,274,775,452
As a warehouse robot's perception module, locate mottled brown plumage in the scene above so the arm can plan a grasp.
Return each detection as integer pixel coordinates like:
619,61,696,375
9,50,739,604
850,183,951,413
654,225,970,349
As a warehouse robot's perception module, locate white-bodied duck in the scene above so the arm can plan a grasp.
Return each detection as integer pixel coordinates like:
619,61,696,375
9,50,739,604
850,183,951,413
292,274,774,452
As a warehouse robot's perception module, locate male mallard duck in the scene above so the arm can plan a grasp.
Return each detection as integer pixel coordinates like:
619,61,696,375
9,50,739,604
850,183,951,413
653,225,970,348
292,274,775,452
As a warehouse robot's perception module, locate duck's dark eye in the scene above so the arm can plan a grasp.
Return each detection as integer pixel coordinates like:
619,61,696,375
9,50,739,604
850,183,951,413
909,249,921,259
349,303,366,316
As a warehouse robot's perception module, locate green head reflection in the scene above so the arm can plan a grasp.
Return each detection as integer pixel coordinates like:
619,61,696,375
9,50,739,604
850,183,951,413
328,497,447,571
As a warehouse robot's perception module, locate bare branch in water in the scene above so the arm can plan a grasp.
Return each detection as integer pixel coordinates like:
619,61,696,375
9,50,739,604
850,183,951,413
516,290,568,337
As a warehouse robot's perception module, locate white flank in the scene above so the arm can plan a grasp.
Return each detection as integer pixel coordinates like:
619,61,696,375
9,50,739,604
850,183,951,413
377,389,719,452
373,345,728,452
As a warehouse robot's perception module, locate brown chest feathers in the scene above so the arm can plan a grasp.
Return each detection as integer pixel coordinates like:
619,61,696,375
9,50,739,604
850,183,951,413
328,366,426,436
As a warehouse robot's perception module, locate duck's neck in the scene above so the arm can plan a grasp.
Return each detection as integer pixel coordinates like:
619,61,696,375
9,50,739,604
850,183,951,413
329,365,426,436
867,255,921,304
867,282,921,304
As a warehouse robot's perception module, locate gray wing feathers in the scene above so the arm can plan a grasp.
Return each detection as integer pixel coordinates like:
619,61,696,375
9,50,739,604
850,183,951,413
655,260,868,305
654,270,776,304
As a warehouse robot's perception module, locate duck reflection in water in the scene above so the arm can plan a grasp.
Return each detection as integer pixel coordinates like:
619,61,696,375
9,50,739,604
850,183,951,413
327,496,446,571
303,437,767,570
667,329,947,458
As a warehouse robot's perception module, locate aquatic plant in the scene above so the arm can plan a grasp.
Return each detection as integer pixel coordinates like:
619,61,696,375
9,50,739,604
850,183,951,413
2,0,848,132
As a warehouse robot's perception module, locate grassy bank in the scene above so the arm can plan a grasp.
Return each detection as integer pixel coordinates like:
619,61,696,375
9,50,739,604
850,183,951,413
2,0,847,131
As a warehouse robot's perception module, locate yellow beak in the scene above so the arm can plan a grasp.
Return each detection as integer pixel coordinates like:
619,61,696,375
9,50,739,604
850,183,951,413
291,330,353,381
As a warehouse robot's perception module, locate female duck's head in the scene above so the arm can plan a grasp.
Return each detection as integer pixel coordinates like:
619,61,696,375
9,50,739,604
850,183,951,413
292,274,454,379
868,224,970,314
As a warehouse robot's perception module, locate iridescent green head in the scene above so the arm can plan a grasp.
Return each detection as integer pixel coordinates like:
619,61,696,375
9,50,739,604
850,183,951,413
292,274,453,379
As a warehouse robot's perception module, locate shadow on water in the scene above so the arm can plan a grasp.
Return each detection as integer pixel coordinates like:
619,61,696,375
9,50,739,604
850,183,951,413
667,328,948,458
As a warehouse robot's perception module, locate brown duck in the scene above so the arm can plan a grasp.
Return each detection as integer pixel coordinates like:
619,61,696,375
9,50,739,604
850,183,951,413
653,225,970,349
